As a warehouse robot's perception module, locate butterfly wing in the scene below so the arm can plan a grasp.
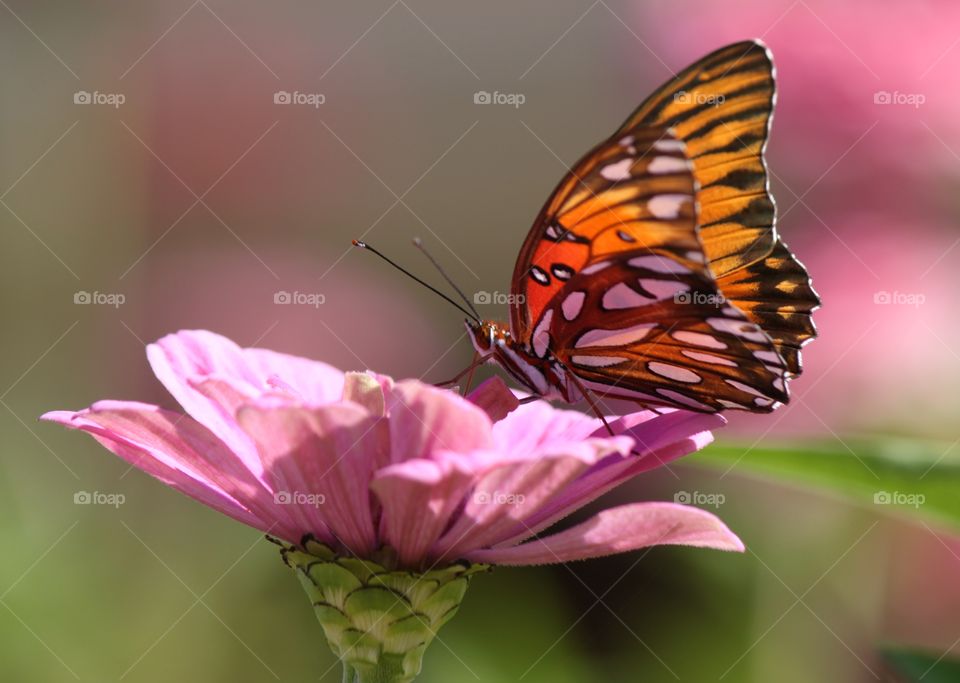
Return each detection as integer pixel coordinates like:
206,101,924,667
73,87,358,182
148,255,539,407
509,127,702,341
510,126,788,412
616,39,818,375
548,257,789,413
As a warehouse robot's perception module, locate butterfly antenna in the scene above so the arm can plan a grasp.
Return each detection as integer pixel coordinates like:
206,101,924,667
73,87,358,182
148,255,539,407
412,237,482,321
352,240,481,323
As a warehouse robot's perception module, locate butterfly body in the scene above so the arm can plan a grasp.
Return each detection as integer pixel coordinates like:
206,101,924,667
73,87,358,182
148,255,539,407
472,40,819,415
466,320,580,402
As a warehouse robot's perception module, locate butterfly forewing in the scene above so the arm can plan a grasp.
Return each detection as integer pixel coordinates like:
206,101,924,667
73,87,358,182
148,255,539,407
616,39,819,376
510,127,700,342
617,40,778,277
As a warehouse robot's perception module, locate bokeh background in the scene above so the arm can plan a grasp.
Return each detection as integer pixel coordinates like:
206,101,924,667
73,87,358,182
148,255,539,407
3,1,959,681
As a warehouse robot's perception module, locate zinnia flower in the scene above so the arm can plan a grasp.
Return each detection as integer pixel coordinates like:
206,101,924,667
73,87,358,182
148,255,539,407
42,330,742,683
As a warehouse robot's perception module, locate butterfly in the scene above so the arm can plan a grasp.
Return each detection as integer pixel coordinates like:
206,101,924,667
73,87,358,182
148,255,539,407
463,40,819,414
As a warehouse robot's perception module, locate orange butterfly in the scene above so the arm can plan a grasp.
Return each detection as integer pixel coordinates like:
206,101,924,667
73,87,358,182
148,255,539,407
360,40,819,415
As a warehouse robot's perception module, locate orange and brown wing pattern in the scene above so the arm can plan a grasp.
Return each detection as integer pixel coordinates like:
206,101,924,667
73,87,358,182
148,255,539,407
618,40,778,277
510,127,699,341
713,239,818,375
617,39,819,375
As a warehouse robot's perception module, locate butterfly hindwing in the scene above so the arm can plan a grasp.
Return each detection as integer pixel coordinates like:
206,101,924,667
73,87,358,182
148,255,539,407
712,239,818,375
544,252,789,413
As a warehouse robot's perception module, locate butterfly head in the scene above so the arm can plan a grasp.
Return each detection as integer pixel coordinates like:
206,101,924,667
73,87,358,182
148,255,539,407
465,319,568,400
465,319,509,355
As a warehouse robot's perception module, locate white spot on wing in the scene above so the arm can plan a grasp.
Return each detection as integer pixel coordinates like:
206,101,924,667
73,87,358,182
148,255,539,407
673,330,727,349
561,291,585,321
648,194,688,219
648,362,701,383
638,278,689,300
648,156,689,174
530,266,550,285
575,323,657,348
602,283,651,310
725,378,772,399
681,350,737,367
532,309,553,358
656,389,713,411
571,355,628,368
653,139,685,153
754,350,782,365
581,261,611,275
600,158,633,181
629,255,691,274
580,380,661,404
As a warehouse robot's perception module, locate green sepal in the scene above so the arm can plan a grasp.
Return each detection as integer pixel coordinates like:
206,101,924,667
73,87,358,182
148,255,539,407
274,537,489,683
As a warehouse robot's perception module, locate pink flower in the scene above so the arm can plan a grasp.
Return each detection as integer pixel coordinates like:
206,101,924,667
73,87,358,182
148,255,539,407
41,329,742,569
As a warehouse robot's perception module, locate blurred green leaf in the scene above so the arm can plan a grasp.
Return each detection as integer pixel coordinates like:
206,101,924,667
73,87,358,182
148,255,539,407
882,647,960,682
691,440,960,531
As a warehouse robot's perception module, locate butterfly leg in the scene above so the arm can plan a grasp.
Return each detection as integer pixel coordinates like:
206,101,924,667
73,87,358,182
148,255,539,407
434,352,492,390
550,354,617,436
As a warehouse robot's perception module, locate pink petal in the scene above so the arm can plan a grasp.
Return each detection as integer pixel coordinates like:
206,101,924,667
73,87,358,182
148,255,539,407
431,435,632,561
494,411,724,547
385,380,493,464
40,402,303,542
237,401,386,556
465,502,744,565
492,399,614,454
466,376,520,423
146,330,344,475
244,346,345,403
370,452,478,569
